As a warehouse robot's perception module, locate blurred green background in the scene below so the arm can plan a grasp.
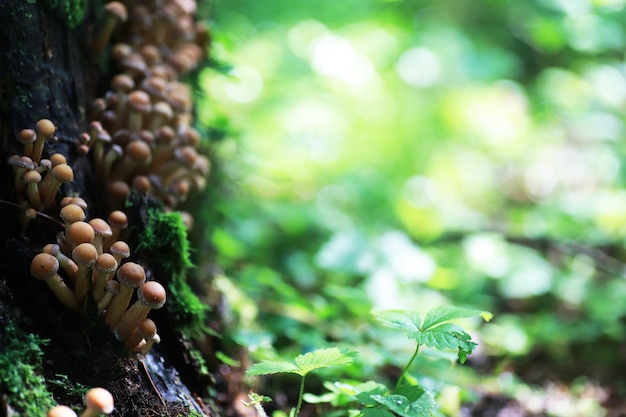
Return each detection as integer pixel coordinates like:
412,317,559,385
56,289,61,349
195,0,626,413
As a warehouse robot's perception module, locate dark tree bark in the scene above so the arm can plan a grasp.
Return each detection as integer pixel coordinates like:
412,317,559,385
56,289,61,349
0,1,226,415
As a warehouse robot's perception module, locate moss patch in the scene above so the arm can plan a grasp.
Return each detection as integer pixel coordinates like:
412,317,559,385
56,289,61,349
136,207,211,338
48,0,87,28
0,322,56,415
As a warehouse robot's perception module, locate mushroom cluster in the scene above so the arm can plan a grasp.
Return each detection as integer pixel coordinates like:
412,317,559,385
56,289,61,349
48,387,114,417
30,200,164,354
9,119,75,235
83,0,210,217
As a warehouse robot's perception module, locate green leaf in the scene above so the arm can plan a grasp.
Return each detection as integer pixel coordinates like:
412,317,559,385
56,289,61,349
372,310,422,332
361,408,396,417
371,392,435,417
422,306,493,331
245,361,299,376
409,323,477,363
354,381,389,406
293,348,355,376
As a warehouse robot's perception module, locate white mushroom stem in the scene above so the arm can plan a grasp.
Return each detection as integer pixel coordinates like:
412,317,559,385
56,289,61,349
80,387,114,417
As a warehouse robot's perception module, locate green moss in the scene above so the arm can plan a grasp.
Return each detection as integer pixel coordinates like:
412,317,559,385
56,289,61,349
47,0,87,29
0,322,56,415
137,208,211,338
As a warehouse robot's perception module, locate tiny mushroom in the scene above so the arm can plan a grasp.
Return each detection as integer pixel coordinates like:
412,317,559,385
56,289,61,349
114,281,166,341
22,170,42,209
60,203,86,229
124,317,156,352
104,261,145,328
72,243,99,303
18,128,36,158
108,240,130,265
30,253,79,312
39,163,74,210
43,243,78,283
93,1,128,56
80,387,114,417
32,119,56,164
89,218,113,254
97,280,120,311
48,405,78,417
65,221,95,252
91,253,118,303
103,210,127,251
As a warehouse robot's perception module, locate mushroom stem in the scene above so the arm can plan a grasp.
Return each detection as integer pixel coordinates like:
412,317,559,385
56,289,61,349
93,2,128,56
30,253,79,312
114,281,165,341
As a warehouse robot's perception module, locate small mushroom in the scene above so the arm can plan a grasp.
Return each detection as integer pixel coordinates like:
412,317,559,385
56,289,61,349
93,1,128,56
103,210,127,252
30,253,79,312
89,218,113,254
114,281,166,341
32,119,56,164
104,262,145,328
39,164,74,210
108,240,130,265
18,128,36,159
80,387,114,417
43,243,78,283
91,253,118,302
65,221,95,253
124,318,156,352
97,280,120,311
48,405,78,417
22,170,42,209
110,140,152,182
72,243,99,303
20,207,37,237
60,203,86,229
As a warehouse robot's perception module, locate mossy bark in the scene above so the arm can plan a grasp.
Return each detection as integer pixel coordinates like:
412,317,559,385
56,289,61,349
0,2,224,415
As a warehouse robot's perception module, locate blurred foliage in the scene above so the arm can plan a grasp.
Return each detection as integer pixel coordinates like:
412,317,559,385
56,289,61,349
196,0,626,414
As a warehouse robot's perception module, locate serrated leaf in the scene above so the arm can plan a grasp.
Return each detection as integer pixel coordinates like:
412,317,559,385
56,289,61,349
372,310,422,332
245,361,299,376
371,393,435,417
422,306,492,330
293,348,354,376
409,323,477,363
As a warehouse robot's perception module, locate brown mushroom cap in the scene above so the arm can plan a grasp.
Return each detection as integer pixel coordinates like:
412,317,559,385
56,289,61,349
89,218,113,239
22,169,42,184
94,253,117,274
66,221,95,246
51,164,74,183
60,204,86,225
72,243,98,267
30,253,59,280
109,240,130,263
50,153,67,167
107,210,128,230
84,387,114,414
116,262,145,288
104,1,128,22
36,119,56,138
137,281,166,309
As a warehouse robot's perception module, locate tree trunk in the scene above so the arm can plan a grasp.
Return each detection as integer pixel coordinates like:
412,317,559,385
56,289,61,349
0,1,226,415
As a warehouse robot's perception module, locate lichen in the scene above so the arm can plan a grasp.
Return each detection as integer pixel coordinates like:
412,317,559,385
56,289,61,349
136,207,211,339
0,322,56,415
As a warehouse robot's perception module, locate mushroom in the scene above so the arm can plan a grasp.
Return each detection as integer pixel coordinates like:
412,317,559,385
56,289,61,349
30,253,79,312
124,318,156,352
137,331,160,355
48,405,78,417
59,203,86,229
20,207,37,237
91,253,118,302
114,281,166,341
43,243,78,283
32,119,56,164
93,1,128,56
18,128,36,159
89,218,113,254
10,155,35,194
72,243,98,303
65,221,95,253
104,210,128,251
80,387,114,417
39,164,74,210
104,262,145,328
108,240,130,265
22,169,42,209
110,140,152,182
97,280,120,311
126,90,152,132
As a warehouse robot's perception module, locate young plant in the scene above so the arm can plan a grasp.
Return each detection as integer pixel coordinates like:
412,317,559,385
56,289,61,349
246,347,355,417
373,306,493,387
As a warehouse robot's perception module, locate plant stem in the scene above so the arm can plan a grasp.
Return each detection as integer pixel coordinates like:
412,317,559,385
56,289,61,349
396,343,420,390
295,375,306,417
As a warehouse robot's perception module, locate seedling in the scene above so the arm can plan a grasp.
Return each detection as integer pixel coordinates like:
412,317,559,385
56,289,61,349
246,347,355,417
